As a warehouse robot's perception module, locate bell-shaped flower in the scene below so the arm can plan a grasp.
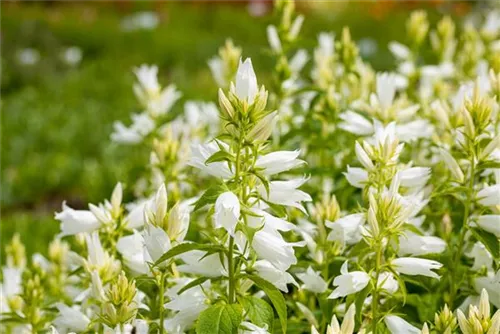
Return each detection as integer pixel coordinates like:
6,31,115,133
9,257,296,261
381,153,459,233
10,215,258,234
476,215,500,237
116,233,148,275
254,260,298,292
251,229,304,271
143,223,171,265
214,191,240,236
398,167,431,190
84,232,120,279
177,250,225,277
111,113,155,144
384,315,420,334
477,185,500,207
239,321,270,334
468,242,493,272
55,202,100,237
397,232,446,256
267,25,282,53
326,213,365,247
474,271,500,308
53,303,91,333
297,267,328,293
376,73,397,110
255,150,305,176
188,142,233,179
258,177,312,213
233,58,259,104
328,261,370,299
338,111,374,136
391,257,442,279
344,166,368,189
0,267,23,313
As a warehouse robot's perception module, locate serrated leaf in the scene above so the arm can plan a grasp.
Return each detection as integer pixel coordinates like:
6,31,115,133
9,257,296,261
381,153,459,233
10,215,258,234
240,296,274,332
154,242,225,266
196,304,243,334
471,227,500,258
245,274,287,334
354,284,371,327
193,183,228,212
205,150,235,165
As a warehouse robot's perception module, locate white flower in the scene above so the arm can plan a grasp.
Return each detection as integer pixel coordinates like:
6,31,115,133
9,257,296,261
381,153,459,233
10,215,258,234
148,85,182,117
85,232,108,268
54,303,91,333
377,272,399,294
289,49,309,74
251,229,304,271
388,41,410,60
0,267,23,313
398,167,431,189
214,192,240,236
134,65,161,98
184,101,219,133
355,142,374,171
474,271,500,308
338,111,374,136
143,223,171,264
384,315,420,334
296,267,327,293
17,48,40,66
55,202,100,236
177,250,225,277
239,321,270,334
188,142,233,178
254,260,297,292
328,261,370,299
326,213,365,247
397,232,446,256
318,32,335,58
61,47,82,66
439,148,464,182
267,25,282,52
467,242,493,271
111,113,155,144
258,177,312,213
116,233,148,274
477,185,500,207
289,15,304,40
476,215,500,237
208,57,225,87
233,58,259,104
391,257,442,279
255,150,305,176
376,73,397,110
396,120,434,142
344,166,368,189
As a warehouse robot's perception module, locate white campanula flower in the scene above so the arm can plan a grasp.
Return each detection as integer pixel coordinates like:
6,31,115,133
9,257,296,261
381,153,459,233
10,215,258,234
17,48,40,66
344,166,368,189
289,15,304,40
124,197,154,230
391,257,442,279
208,57,225,87
326,213,365,247
188,141,233,179
468,242,493,272
143,223,171,264
396,120,434,142
0,267,23,313
121,12,159,32
233,58,259,104
164,279,210,333
328,261,370,299
296,266,327,293
477,185,500,207
133,65,161,99
258,177,312,213
254,260,298,292
251,229,304,271
318,32,335,58
214,191,240,236
184,101,219,134
338,110,374,136
384,315,420,334
398,167,431,190
355,142,374,171
53,303,91,333
239,321,270,334
255,150,305,176
376,72,397,110
61,46,82,66
116,233,148,275
476,215,500,237
388,41,411,60
267,25,282,52
474,271,500,308
397,232,446,256
177,250,225,277
377,272,399,294
111,113,155,144
148,85,182,117
289,49,309,74
55,202,100,236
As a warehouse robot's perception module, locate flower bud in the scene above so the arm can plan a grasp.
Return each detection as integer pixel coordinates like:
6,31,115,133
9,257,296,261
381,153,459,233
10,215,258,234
218,88,235,120
246,111,278,143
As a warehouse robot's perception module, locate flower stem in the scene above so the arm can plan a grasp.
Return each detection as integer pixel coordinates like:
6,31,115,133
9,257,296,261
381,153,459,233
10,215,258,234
371,242,383,334
228,236,235,304
159,272,166,334
449,157,475,307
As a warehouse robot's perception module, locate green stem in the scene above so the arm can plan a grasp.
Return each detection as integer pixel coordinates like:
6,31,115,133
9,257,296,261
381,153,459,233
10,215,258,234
159,272,166,334
449,157,475,307
228,237,235,304
371,242,383,334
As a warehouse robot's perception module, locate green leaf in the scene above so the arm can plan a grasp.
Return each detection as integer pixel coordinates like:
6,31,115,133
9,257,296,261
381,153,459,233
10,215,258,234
178,277,210,295
354,284,372,327
154,242,225,266
196,304,243,334
240,296,274,332
205,150,235,165
471,227,500,258
193,182,228,211
245,274,287,334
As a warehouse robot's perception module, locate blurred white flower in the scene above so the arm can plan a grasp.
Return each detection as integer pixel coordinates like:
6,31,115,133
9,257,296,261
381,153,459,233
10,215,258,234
254,260,297,292
267,25,282,52
296,266,327,293
121,11,159,31
53,303,90,333
143,223,171,264
397,232,446,256
477,185,500,207
377,272,399,294
255,150,305,176
17,48,40,66
111,113,155,144
344,166,368,189
214,191,240,236
56,202,100,236
61,47,82,66
467,242,493,272
326,213,365,247
328,261,370,299
388,41,411,60
476,215,500,237
384,315,420,334
474,271,500,308
398,167,431,189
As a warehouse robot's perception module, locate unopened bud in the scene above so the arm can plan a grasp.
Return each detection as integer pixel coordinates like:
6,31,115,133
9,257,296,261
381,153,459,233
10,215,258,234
247,111,277,143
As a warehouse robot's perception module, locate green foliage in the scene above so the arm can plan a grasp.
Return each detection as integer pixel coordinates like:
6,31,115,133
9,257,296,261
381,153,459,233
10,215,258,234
196,304,243,334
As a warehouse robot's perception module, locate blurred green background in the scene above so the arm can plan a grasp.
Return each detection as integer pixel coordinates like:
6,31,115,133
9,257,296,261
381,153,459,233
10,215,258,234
1,0,479,255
